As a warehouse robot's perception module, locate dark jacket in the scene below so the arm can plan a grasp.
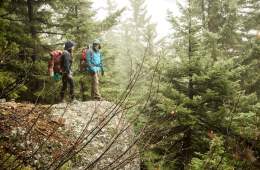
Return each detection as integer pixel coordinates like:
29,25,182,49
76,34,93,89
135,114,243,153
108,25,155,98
61,50,72,74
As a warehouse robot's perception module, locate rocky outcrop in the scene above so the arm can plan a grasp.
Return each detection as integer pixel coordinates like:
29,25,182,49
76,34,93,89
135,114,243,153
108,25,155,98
51,101,140,170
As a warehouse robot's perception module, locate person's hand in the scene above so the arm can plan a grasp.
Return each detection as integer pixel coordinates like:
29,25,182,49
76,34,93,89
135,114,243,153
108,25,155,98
50,71,54,80
68,71,73,79
50,71,54,77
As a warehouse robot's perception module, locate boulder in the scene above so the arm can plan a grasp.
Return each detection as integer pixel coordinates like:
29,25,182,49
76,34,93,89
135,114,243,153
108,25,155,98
50,100,140,170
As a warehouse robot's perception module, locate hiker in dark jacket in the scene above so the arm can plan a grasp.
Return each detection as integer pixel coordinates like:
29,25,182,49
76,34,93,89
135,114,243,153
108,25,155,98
60,40,75,101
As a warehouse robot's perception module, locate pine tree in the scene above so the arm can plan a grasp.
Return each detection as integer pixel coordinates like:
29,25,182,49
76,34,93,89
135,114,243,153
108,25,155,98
102,0,157,103
238,0,260,97
0,0,62,100
0,0,58,57
141,0,260,169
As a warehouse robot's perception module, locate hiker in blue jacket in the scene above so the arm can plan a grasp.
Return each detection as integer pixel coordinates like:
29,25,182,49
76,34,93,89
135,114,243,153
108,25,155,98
86,39,104,100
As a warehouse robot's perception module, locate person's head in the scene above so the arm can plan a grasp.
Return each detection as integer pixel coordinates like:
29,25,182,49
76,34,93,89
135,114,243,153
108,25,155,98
92,39,101,52
64,40,76,53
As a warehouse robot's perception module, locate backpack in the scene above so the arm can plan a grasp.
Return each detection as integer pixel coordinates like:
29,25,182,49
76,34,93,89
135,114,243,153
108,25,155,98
79,48,93,72
79,48,87,72
48,50,63,76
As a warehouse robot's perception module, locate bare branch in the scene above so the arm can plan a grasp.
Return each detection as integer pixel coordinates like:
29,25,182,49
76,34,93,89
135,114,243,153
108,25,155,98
36,31,66,35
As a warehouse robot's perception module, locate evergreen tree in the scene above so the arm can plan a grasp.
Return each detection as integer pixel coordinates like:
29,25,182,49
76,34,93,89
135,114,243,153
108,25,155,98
140,0,260,169
102,0,158,103
238,0,260,97
0,0,62,100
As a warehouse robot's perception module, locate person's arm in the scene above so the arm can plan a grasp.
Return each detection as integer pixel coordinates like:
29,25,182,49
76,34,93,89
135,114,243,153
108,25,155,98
100,53,104,76
48,55,54,76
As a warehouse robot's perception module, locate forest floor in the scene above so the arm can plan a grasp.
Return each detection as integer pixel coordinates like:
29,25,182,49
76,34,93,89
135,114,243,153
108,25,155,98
0,101,139,170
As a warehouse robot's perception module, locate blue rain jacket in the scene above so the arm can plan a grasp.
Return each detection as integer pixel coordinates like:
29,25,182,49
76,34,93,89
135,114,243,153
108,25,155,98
86,50,103,73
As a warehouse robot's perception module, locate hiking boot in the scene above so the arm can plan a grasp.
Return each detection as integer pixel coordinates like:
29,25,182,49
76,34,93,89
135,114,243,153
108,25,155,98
69,97,76,103
60,98,66,103
60,93,65,103
69,95,77,103
94,97,104,101
59,96,66,103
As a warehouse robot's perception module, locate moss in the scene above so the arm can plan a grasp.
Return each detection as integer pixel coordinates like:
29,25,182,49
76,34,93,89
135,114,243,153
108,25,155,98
60,160,73,170
0,148,33,170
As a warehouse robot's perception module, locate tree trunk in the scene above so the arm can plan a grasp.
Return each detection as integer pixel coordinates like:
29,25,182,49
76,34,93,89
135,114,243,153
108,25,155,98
201,0,206,28
207,0,218,61
183,128,192,168
188,1,193,100
27,0,37,62
178,1,194,169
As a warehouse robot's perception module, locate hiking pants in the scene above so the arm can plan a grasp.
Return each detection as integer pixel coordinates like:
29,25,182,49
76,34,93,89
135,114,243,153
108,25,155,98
60,73,74,99
90,73,101,99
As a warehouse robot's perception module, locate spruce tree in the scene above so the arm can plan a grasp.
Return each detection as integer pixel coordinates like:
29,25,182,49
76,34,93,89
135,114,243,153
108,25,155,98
140,0,260,169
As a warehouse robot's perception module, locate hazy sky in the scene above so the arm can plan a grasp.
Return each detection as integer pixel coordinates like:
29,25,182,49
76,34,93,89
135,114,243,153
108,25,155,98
93,0,179,38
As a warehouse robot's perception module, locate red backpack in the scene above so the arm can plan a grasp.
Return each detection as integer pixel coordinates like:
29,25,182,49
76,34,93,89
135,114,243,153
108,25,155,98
79,48,87,72
79,48,93,72
48,50,63,76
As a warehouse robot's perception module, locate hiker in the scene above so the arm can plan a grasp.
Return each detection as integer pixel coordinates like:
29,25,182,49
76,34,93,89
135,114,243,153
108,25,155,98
79,45,90,100
86,39,104,100
60,40,76,102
